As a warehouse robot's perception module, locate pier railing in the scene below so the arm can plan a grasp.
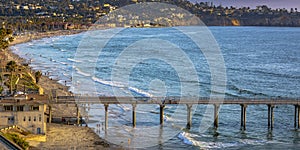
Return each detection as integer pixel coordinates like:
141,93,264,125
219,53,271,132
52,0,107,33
51,96,300,105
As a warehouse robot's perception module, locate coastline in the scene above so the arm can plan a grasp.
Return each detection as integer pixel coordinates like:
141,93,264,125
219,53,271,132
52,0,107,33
8,30,85,96
6,30,120,149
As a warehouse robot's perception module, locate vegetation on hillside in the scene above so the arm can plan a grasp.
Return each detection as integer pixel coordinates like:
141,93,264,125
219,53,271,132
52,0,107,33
3,61,39,94
0,28,14,50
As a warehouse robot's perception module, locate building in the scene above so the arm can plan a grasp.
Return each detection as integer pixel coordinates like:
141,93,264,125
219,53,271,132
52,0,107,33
0,95,48,134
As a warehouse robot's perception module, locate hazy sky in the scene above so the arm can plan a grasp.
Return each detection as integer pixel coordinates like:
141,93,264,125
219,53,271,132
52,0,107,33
190,0,300,9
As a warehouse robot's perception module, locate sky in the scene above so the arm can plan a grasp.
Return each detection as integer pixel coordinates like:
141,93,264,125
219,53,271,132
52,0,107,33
190,0,300,9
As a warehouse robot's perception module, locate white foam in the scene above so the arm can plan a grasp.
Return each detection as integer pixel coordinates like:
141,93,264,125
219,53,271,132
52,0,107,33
75,68,91,77
92,76,153,97
128,86,153,97
116,104,131,112
178,132,194,145
92,76,124,88
67,58,82,63
177,132,223,149
177,132,269,149
59,61,68,65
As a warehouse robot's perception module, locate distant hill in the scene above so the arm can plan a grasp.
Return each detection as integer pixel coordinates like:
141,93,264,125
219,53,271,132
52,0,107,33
1,0,300,32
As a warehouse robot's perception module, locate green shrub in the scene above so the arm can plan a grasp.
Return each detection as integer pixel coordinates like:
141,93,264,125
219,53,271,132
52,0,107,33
3,133,29,149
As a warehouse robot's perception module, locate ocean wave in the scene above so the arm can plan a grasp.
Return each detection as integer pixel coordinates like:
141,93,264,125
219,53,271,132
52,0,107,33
75,68,91,77
177,132,197,146
92,76,124,88
178,132,271,149
128,86,153,97
227,84,269,97
59,61,68,65
67,58,83,63
178,132,239,149
116,104,131,112
91,76,153,97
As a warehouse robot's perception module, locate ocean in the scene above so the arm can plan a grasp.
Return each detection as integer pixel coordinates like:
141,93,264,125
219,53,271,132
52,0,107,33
12,26,300,149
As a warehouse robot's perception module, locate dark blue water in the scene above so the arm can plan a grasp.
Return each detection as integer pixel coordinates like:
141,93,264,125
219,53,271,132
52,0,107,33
12,27,300,149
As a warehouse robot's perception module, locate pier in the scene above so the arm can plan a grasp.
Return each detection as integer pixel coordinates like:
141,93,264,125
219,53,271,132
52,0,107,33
48,96,300,131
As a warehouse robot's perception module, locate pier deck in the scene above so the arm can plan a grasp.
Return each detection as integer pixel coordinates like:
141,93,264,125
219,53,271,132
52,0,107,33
52,96,300,105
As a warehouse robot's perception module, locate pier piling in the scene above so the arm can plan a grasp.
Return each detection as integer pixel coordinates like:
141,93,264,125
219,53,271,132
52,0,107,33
214,104,220,129
298,105,300,129
240,104,247,130
186,104,193,129
268,105,275,129
49,106,52,123
160,104,165,125
132,104,137,128
294,105,298,128
104,104,109,130
76,105,80,125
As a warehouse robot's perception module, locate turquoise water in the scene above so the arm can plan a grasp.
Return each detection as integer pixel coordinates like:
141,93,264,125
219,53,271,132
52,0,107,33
12,27,300,149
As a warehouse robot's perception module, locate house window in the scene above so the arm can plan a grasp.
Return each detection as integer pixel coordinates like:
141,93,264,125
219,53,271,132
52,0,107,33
17,106,24,111
23,116,26,121
31,106,39,111
4,106,13,111
34,116,36,122
28,116,31,121
39,114,42,122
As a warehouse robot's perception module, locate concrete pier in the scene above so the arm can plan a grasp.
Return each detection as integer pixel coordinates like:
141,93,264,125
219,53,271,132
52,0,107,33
214,104,220,128
268,105,275,129
49,106,52,123
132,104,137,128
186,104,193,129
160,105,165,125
298,105,300,128
294,105,298,128
76,105,80,125
104,104,109,130
48,96,300,130
240,104,247,130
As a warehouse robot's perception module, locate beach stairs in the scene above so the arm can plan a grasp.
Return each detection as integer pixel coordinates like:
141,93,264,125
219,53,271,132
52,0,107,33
0,125,32,135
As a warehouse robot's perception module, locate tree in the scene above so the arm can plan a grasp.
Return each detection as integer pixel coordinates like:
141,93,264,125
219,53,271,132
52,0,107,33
35,71,42,83
6,61,17,72
6,61,17,94
0,28,14,50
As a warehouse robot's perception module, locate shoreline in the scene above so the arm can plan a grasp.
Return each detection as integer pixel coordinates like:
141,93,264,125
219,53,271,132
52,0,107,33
8,30,87,96
6,30,120,149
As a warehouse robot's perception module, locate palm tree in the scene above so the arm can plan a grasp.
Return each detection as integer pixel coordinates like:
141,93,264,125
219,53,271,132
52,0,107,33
35,71,42,84
6,60,17,72
6,61,17,94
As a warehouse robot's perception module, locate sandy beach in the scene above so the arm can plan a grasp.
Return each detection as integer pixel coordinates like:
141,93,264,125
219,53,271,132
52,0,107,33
4,30,119,149
30,124,120,150
0,142,8,150
6,30,80,96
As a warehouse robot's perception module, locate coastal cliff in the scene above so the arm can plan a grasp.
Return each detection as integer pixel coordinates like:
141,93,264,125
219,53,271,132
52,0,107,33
200,15,300,26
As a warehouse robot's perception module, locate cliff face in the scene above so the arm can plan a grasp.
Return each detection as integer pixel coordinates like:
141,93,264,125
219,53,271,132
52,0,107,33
200,15,300,27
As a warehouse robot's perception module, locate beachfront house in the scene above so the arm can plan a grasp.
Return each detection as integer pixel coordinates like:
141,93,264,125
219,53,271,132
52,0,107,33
0,95,48,134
